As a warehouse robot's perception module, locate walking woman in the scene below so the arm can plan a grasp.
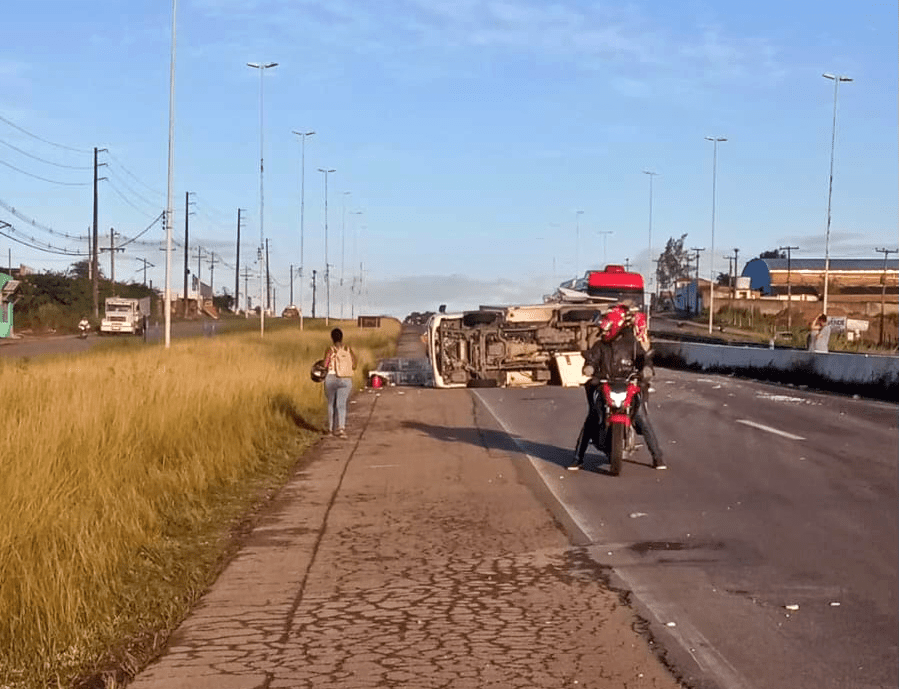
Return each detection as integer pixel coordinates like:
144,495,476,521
323,328,357,438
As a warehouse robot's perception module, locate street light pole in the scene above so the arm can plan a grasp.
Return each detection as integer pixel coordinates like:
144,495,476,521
597,230,613,265
705,137,726,334
575,210,584,279
822,73,853,316
643,170,658,317
292,130,314,329
247,60,278,336
341,191,350,319
780,245,799,331
164,0,178,348
318,168,336,325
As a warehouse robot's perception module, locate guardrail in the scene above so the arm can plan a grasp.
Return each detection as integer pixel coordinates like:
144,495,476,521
653,340,899,401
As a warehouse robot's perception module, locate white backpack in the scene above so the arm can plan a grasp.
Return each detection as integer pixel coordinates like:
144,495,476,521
331,345,354,377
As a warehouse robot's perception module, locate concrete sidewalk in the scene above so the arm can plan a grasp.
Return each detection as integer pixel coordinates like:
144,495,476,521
129,383,682,689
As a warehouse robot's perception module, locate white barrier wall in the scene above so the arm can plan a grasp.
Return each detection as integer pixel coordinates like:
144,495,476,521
654,341,899,398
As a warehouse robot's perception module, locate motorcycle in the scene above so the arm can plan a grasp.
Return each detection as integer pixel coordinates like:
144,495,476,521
596,372,643,476
579,340,652,477
78,320,90,339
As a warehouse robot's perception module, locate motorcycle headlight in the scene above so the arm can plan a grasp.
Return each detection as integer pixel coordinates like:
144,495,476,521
582,364,594,377
609,390,628,407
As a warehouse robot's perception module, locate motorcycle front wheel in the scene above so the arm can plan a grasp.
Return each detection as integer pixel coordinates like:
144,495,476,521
608,423,625,476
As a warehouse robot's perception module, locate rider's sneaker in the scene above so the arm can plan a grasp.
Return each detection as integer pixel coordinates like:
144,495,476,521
567,457,584,471
653,458,667,470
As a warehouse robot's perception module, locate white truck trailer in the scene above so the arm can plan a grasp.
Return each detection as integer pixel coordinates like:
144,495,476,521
100,296,150,335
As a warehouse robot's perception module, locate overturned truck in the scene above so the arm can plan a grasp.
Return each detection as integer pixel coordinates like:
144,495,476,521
426,265,645,388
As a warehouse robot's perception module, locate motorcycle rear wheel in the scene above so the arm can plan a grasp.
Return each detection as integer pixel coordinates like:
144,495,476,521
608,424,625,476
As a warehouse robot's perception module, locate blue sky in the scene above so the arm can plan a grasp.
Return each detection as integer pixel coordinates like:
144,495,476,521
1,0,896,318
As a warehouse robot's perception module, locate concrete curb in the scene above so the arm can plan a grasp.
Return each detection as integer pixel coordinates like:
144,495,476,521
654,339,899,401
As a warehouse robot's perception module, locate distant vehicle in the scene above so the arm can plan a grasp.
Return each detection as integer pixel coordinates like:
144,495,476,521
282,305,300,318
100,297,150,335
426,265,646,389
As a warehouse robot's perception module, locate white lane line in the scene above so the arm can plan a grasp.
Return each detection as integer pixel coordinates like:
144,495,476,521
736,419,805,441
474,390,754,689
472,391,603,543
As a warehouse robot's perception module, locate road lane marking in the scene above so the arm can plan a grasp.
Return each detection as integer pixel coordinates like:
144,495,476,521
473,389,755,689
736,419,805,441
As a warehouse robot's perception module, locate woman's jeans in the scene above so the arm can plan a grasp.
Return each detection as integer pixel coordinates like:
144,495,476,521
324,374,353,431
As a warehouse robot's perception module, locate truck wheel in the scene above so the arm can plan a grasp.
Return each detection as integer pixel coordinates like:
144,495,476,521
463,311,498,326
466,378,498,388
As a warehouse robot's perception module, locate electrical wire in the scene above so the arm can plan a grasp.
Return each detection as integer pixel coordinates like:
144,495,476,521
0,195,90,241
103,150,165,198
0,138,92,170
0,114,91,154
0,158,91,186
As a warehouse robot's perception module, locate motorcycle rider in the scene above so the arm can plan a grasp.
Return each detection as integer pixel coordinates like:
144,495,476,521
568,302,666,471
77,316,90,338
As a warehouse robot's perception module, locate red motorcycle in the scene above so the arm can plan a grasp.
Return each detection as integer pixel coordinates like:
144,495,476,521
597,372,643,476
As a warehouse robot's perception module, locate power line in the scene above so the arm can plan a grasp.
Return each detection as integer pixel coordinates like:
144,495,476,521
0,137,92,169
0,195,90,240
0,113,91,153
0,158,91,186
104,150,165,198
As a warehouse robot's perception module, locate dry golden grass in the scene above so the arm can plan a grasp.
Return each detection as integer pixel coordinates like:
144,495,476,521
0,318,400,688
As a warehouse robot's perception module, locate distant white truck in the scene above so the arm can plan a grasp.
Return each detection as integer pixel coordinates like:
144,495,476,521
100,297,150,335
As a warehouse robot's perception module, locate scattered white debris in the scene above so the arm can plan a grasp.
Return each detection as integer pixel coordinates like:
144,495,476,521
756,392,820,405
830,602,841,607
629,512,648,519
713,384,722,389
666,622,677,627
785,604,800,611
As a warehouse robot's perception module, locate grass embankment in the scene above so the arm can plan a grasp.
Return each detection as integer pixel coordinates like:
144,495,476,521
0,318,400,688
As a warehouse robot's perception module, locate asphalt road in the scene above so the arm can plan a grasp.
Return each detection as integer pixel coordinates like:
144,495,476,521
0,319,244,360
472,371,898,689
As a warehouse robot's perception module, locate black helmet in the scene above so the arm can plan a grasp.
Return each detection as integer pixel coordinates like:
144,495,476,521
310,360,328,382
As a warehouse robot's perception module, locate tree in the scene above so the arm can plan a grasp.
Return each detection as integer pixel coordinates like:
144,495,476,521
656,234,692,293
759,249,786,259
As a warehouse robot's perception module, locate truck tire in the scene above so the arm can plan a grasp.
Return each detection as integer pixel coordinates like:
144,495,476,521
462,311,498,327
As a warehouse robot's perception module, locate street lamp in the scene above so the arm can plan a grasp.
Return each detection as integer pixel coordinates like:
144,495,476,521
350,210,363,319
643,170,658,317
597,230,613,265
163,0,178,348
822,73,853,316
575,210,584,279
341,191,351,319
247,60,278,336
705,137,726,334
318,167,336,325
292,130,314,329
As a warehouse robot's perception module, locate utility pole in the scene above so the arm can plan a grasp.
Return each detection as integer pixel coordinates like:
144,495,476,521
311,269,317,319
137,257,154,286
624,257,631,271
99,228,124,296
290,263,294,306
194,245,205,304
876,247,898,346
235,208,245,314
241,266,252,315
690,247,705,314
265,238,271,310
732,248,740,299
183,191,194,315
91,147,108,318
779,245,799,330
208,251,218,297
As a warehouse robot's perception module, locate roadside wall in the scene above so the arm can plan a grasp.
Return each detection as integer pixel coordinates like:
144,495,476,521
654,340,899,401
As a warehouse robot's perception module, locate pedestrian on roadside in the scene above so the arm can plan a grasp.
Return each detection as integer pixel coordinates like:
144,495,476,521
323,328,357,438
807,313,833,353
